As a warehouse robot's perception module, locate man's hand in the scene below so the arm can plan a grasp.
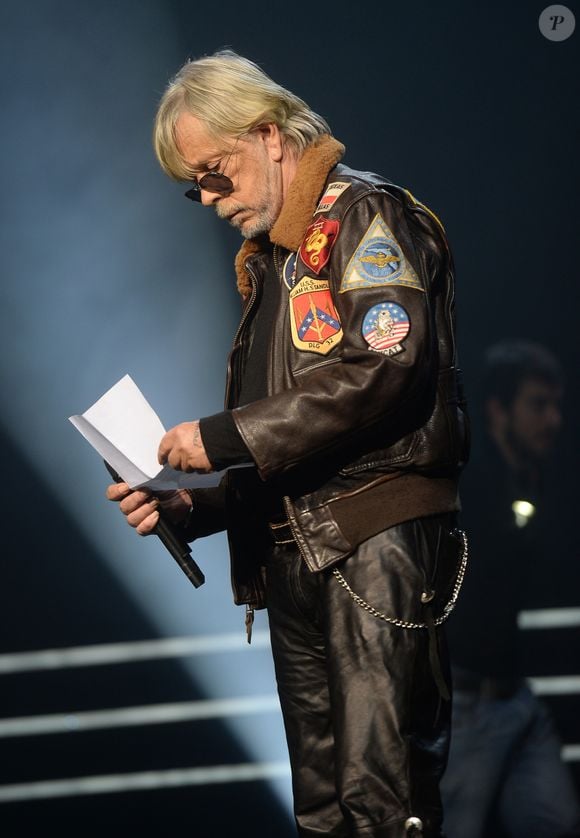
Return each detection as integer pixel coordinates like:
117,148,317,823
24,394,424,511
157,420,213,473
106,483,192,536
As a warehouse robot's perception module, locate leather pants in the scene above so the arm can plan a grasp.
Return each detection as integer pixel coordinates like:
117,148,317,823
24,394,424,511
264,514,462,837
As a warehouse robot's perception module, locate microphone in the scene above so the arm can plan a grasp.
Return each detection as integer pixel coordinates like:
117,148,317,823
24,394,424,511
104,461,205,589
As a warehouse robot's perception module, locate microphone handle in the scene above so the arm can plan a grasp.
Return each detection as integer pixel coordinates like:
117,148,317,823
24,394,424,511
104,461,205,589
155,515,205,589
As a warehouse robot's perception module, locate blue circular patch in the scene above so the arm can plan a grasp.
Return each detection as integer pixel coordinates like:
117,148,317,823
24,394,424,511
362,302,410,354
356,236,403,282
283,252,298,290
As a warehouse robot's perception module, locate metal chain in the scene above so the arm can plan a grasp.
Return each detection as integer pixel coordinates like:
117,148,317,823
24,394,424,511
332,529,468,630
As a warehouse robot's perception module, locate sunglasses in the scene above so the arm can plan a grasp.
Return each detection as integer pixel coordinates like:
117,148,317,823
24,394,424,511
184,138,239,203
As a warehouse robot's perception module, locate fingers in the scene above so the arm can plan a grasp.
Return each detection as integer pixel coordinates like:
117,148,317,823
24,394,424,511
119,490,154,516
125,497,159,527
135,508,160,536
158,431,171,465
105,482,159,536
167,450,190,472
157,422,213,473
106,482,131,501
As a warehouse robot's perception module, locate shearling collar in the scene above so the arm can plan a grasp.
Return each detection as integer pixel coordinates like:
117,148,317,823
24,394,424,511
234,135,345,297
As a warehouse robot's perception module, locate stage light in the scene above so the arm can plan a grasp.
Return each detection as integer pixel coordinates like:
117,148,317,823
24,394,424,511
511,499,536,528
0,0,292,817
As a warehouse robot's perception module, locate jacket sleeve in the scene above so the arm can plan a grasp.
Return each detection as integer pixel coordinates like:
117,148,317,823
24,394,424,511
182,484,228,542
231,189,445,480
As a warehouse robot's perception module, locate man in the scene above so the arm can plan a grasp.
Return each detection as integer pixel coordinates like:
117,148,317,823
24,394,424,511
442,340,580,838
107,51,468,837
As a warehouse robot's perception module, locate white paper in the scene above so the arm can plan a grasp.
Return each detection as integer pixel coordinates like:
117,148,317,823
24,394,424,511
69,374,225,490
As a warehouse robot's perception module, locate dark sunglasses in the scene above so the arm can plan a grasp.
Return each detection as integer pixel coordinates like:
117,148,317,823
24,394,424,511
184,138,239,203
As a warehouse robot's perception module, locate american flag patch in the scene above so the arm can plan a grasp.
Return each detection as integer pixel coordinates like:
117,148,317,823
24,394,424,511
362,302,410,356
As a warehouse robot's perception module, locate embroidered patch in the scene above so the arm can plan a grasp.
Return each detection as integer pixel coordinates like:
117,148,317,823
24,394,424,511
314,181,351,214
299,219,339,275
282,252,298,290
362,302,410,356
340,214,422,293
290,276,343,355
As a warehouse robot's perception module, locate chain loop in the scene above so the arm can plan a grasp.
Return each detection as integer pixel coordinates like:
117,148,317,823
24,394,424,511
332,529,468,630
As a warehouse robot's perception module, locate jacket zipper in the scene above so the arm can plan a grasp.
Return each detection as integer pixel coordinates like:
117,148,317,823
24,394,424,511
224,262,260,409
273,243,283,278
224,258,265,633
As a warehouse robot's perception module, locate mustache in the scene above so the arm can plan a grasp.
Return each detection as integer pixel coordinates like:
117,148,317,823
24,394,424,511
215,201,246,220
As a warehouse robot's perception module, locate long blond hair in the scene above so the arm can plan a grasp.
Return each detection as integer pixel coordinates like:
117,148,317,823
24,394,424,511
154,50,331,180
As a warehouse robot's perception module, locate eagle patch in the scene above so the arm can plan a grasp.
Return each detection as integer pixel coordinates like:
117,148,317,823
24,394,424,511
362,302,410,356
340,214,423,293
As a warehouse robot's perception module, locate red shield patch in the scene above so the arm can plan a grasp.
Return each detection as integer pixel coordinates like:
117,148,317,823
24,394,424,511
289,276,343,355
299,219,339,275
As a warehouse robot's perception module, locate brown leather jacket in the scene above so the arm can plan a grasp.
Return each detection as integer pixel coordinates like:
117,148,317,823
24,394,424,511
189,136,469,609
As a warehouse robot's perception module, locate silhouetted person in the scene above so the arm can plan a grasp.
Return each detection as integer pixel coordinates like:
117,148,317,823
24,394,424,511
442,340,580,838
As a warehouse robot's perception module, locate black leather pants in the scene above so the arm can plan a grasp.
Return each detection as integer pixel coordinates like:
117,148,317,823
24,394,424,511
264,514,462,837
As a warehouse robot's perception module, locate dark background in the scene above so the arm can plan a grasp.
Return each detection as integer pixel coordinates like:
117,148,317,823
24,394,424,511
0,1,578,835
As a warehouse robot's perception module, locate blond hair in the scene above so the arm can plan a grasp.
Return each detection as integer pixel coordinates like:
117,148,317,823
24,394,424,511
154,50,331,181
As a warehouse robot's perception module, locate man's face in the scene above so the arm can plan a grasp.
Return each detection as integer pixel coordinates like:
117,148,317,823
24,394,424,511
504,378,563,461
175,113,284,239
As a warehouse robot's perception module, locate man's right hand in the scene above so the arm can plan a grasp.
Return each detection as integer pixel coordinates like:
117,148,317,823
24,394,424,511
106,483,192,536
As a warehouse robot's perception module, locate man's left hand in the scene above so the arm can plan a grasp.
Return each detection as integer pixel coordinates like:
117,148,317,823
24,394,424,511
158,420,213,473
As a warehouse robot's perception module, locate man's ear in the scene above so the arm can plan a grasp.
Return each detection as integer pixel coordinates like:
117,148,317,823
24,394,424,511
255,123,283,162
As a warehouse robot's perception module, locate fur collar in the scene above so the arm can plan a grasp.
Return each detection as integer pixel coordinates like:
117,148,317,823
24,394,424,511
234,135,345,297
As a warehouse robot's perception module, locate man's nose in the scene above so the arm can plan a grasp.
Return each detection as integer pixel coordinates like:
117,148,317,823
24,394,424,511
199,189,221,207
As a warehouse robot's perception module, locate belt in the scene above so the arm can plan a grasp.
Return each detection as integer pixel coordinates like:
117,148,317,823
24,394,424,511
452,668,522,700
268,519,296,545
